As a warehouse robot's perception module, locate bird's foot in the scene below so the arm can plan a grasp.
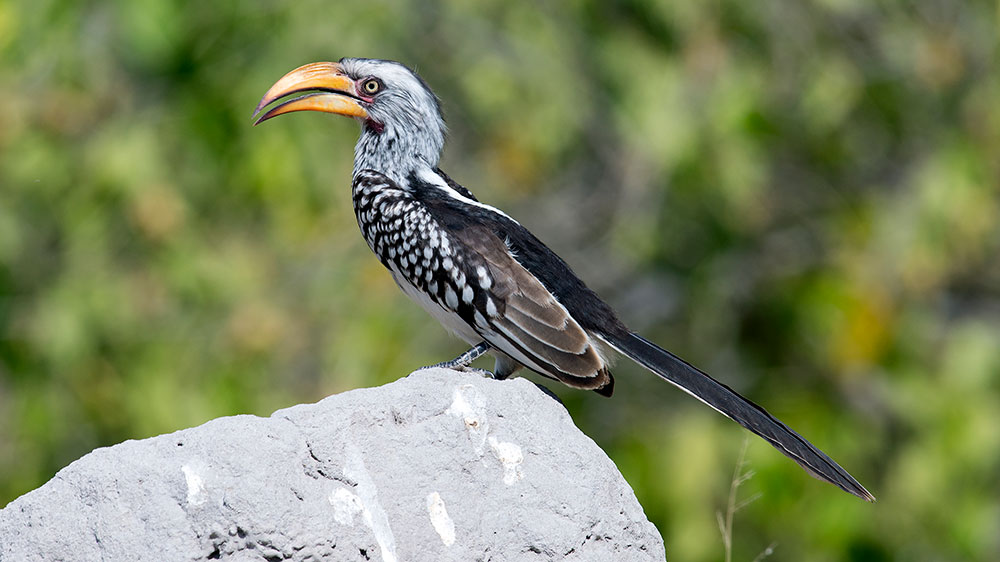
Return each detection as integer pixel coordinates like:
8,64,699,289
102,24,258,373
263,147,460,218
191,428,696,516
419,341,491,373
456,366,496,379
420,363,495,379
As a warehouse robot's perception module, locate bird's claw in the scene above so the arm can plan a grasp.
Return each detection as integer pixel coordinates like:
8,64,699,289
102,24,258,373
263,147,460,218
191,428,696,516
458,366,496,379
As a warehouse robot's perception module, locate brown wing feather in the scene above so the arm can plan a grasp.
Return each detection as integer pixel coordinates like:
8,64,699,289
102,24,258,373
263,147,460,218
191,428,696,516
503,301,586,354
455,226,612,391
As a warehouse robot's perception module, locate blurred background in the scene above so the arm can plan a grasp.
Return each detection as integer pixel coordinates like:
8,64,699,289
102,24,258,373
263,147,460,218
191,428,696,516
2,0,998,560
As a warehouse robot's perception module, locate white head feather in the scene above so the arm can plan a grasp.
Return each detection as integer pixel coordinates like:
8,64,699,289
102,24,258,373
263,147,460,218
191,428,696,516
340,58,446,185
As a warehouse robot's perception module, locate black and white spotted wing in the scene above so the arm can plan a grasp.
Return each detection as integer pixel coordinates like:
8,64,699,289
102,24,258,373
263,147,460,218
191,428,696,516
351,169,614,393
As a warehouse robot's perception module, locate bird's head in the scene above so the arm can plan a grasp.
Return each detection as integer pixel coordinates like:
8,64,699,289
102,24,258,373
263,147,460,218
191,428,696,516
254,58,445,182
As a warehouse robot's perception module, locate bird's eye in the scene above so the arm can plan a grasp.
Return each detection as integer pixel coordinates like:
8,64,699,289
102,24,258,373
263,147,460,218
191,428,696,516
362,79,382,95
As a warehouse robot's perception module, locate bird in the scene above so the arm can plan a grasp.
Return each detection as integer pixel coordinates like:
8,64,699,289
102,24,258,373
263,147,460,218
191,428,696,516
252,58,875,502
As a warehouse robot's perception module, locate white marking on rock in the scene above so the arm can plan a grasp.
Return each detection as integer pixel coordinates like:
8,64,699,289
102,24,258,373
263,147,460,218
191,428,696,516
446,385,489,453
329,487,364,525
489,437,524,485
181,464,206,506
447,380,528,486
343,443,399,562
426,492,456,546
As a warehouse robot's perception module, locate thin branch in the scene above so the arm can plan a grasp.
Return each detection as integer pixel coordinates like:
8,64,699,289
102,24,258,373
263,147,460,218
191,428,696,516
717,438,751,562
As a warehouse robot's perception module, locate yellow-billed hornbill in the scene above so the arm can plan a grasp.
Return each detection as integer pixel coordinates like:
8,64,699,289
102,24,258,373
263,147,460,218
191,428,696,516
253,58,874,502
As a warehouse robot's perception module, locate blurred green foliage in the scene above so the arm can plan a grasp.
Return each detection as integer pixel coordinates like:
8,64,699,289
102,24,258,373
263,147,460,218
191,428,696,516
2,0,999,560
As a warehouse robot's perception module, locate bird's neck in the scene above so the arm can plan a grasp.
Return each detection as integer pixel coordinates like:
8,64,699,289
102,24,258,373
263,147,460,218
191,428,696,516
353,122,442,186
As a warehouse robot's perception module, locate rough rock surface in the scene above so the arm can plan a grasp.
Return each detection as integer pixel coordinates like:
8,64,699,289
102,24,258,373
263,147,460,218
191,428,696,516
0,368,665,562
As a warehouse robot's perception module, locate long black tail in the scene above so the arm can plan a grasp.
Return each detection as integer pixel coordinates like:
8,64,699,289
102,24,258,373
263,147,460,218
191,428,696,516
606,331,875,502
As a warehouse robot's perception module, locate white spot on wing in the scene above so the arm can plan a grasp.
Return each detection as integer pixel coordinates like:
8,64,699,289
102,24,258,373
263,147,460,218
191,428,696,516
474,311,488,328
389,264,481,344
477,266,491,289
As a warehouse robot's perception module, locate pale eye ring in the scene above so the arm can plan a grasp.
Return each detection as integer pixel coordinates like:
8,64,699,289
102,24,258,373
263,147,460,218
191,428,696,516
361,78,382,95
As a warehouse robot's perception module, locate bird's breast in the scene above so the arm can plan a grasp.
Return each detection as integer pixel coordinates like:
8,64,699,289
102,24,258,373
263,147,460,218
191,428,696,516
351,173,500,335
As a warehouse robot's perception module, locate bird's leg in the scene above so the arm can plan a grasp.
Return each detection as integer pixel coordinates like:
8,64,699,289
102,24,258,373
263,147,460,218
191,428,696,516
492,355,523,381
421,341,493,377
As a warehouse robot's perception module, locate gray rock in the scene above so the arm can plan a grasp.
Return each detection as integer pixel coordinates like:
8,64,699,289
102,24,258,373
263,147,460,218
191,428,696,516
0,368,665,562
